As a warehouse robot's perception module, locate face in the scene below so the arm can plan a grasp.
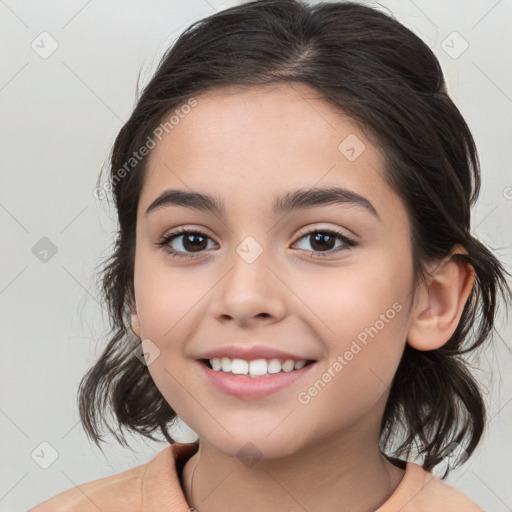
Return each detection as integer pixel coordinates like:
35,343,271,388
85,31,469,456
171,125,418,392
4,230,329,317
131,83,416,458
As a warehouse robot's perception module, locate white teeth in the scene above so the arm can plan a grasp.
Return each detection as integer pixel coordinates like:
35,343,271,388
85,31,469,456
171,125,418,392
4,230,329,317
267,359,282,374
220,357,231,372
282,360,295,372
208,357,309,376
249,359,267,376
231,359,248,374
211,358,222,371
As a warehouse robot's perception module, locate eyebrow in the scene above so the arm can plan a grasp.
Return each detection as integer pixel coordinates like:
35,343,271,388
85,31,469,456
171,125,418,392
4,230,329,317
144,186,380,220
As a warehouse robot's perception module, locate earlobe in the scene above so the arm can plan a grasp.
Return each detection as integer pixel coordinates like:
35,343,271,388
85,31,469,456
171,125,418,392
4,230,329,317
407,246,475,351
131,313,141,338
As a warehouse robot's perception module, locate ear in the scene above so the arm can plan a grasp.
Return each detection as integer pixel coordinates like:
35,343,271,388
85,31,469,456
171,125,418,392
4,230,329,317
407,245,475,351
129,301,141,338
131,313,141,338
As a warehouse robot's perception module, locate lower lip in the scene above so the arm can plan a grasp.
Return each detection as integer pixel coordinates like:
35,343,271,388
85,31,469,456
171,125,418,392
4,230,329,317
197,360,317,399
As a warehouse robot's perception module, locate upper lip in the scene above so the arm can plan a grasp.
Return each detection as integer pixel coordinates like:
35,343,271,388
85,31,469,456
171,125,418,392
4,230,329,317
197,344,315,362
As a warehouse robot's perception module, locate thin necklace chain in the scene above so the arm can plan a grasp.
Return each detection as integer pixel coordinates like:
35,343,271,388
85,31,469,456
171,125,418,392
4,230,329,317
187,447,201,512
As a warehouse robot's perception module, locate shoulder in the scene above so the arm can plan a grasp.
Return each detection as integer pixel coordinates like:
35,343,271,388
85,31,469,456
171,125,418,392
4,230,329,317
378,461,486,512
28,442,199,512
28,463,146,512
423,472,486,511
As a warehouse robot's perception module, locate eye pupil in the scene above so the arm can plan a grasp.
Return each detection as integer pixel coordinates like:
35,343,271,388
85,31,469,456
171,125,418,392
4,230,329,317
310,232,335,251
184,233,207,252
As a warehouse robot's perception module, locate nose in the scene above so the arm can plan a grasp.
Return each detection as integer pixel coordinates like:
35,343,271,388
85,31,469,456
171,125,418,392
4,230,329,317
208,241,288,327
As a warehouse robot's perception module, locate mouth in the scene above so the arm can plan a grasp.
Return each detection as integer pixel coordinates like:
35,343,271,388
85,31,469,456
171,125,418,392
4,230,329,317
200,358,316,376
197,357,318,399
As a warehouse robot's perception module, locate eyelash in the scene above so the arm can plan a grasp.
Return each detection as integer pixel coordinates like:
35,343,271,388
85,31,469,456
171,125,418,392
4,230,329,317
155,226,357,259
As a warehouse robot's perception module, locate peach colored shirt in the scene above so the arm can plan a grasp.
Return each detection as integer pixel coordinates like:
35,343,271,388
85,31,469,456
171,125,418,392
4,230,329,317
29,441,485,512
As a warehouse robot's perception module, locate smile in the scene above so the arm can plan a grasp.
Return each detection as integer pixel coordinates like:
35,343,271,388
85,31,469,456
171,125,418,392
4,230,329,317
206,356,313,375
198,358,317,398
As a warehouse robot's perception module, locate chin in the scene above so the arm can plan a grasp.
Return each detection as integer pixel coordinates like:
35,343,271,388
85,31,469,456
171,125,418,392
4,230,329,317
199,429,307,462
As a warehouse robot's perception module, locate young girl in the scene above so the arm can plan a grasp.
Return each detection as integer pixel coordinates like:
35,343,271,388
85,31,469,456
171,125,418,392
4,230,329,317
30,1,510,511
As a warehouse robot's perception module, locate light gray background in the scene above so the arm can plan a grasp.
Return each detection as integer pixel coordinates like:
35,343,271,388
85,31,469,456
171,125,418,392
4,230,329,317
1,0,511,511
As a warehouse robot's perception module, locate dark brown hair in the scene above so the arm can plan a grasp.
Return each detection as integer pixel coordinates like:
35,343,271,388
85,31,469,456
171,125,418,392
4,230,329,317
79,0,511,478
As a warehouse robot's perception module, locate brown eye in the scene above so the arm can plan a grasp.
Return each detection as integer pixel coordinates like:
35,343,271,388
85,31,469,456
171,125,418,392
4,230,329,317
155,229,217,258
293,228,356,255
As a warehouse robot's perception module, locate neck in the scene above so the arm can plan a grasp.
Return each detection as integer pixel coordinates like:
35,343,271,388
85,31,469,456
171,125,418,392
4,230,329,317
181,426,405,512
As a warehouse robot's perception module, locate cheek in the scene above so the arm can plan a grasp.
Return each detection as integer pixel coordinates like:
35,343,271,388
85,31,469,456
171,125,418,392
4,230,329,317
295,300,408,439
317,254,410,335
312,248,412,388
133,256,202,421
133,250,209,341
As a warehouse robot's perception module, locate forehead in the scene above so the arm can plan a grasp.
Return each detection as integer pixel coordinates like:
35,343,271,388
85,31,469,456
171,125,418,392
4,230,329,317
138,83,405,224
150,83,360,165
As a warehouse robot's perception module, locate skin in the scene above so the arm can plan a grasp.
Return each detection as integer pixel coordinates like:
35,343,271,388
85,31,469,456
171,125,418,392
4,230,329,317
130,82,475,512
